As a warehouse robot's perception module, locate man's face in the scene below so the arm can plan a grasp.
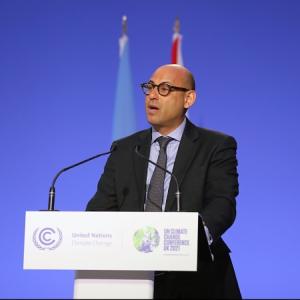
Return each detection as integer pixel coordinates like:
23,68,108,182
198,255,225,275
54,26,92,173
145,66,193,135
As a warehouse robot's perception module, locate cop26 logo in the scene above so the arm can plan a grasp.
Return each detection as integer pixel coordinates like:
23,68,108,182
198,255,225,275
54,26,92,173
33,227,62,250
133,226,160,253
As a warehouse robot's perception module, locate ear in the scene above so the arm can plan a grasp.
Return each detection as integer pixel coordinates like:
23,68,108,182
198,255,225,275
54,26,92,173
184,90,196,109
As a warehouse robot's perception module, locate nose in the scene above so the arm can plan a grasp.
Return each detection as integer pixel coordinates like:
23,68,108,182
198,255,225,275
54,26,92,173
148,85,159,100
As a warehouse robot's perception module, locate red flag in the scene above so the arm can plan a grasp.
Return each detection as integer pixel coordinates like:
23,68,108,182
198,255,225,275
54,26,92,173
171,18,189,117
171,18,183,65
171,32,183,65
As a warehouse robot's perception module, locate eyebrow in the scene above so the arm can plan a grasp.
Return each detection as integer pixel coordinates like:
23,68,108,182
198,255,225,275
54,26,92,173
148,80,172,85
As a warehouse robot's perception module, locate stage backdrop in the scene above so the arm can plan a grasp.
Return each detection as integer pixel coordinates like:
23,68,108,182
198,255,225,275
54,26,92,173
0,0,299,298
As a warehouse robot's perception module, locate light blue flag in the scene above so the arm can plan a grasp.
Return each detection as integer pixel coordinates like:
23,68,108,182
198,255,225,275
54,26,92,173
112,34,136,140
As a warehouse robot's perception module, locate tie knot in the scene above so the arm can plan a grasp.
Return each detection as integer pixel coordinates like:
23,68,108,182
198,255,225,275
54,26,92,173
157,136,173,150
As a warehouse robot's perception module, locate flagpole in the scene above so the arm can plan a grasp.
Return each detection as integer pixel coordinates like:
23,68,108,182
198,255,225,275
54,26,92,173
122,15,127,36
173,17,180,34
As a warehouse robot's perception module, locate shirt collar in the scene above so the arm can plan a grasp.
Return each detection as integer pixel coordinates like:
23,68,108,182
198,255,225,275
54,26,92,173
151,117,186,144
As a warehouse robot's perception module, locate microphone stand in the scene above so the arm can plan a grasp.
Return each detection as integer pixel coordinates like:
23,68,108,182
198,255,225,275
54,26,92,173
47,143,117,211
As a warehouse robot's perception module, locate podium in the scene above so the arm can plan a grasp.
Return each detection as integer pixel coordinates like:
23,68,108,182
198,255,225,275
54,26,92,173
23,211,200,299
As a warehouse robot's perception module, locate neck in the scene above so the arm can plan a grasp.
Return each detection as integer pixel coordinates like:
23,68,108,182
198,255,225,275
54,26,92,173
152,117,186,136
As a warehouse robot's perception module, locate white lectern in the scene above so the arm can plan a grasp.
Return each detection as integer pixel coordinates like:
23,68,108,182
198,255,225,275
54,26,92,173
23,211,199,299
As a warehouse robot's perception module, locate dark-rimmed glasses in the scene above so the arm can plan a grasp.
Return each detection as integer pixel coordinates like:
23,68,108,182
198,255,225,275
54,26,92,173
140,81,190,96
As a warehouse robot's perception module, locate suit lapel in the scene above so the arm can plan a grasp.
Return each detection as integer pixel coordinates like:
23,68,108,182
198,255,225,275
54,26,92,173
133,129,152,210
165,120,201,211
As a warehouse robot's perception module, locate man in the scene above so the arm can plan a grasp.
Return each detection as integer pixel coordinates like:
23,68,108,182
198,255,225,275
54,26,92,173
87,64,241,299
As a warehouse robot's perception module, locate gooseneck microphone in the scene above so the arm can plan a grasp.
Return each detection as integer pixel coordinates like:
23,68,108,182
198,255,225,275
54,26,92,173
47,142,117,211
134,145,181,212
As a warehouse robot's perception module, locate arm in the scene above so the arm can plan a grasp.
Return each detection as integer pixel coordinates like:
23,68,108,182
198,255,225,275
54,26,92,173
201,136,239,241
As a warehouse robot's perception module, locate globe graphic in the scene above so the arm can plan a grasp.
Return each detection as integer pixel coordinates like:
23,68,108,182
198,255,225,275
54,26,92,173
133,227,160,253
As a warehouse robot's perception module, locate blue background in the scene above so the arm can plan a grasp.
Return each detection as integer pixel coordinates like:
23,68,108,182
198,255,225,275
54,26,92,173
1,0,299,298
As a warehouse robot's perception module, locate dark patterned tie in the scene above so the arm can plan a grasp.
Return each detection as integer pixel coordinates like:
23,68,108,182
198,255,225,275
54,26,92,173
145,136,173,211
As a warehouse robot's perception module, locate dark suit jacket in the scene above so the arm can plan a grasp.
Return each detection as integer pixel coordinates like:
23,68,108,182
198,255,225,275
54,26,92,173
87,119,241,299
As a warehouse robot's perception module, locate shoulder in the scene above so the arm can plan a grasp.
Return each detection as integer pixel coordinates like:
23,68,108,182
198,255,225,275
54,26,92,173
111,128,151,150
186,119,237,147
199,127,237,145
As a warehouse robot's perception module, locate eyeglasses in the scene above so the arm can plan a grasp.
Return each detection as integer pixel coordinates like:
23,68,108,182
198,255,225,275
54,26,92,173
140,81,190,96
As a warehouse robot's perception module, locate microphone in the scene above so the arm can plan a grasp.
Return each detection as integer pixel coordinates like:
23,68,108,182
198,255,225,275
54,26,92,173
134,145,181,212
47,142,117,211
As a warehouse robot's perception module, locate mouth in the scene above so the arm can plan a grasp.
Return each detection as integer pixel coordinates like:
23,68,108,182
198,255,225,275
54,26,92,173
147,104,159,113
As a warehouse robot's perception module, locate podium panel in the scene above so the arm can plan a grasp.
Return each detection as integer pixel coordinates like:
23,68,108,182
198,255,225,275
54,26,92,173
24,211,198,271
24,211,199,298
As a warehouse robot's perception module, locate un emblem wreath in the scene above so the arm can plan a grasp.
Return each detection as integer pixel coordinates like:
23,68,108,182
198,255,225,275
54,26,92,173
33,227,63,250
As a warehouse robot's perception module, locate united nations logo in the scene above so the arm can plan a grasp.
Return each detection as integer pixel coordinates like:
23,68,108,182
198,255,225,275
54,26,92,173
133,226,160,253
33,227,62,250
